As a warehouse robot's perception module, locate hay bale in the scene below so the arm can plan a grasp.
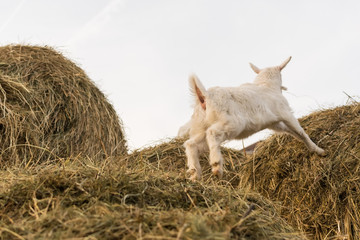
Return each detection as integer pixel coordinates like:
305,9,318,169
0,141,307,239
125,138,244,185
0,45,127,166
239,103,360,239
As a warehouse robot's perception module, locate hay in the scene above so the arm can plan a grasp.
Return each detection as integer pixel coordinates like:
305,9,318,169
0,139,307,239
124,138,244,185
0,45,127,167
239,103,360,239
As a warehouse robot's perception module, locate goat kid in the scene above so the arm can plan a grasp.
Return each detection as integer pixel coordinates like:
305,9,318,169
181,57,326,181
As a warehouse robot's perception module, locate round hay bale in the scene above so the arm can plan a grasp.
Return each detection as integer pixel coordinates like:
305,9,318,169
125,138,244,185
239,103,360,239
0,45,127,167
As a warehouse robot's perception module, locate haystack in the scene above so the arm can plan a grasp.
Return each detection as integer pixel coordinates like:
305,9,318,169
124,138,245,185
239,103,360,239
0,45,127,167
0,139,307,239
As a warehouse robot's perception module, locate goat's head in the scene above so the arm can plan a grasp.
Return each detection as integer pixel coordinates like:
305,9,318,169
250,57,291,90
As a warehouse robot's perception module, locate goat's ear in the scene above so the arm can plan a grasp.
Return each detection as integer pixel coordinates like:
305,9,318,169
279,56,292,71
249,63,261,74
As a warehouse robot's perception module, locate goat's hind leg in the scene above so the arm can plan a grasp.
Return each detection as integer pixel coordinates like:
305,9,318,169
206,123,230,178
278,114,326,156
184,133,206,181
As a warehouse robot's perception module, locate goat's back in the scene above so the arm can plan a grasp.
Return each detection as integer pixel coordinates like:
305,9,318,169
205,84,291,126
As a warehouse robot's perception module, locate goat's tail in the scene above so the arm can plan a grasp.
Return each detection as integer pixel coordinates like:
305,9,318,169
189,74,207,110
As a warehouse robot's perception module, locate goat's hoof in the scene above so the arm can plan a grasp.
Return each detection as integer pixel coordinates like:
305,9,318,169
211,163,223,178
316,148,327,157
186,169,200,182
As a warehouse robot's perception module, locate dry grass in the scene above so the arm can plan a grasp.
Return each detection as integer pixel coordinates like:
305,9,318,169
1,44,358,240
0,45,127,167
239,102,360,239
124,138,245,186
0,139,306,240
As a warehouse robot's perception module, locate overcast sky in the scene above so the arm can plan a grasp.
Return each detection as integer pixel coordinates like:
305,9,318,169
1,0,359,150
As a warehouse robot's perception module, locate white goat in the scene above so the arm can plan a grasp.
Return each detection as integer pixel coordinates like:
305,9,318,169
181,57,326,181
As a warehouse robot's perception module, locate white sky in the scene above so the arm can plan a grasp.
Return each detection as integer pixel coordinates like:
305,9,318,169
1,0,359,151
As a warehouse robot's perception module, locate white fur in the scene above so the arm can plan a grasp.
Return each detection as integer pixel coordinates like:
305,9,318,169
180,57,326,181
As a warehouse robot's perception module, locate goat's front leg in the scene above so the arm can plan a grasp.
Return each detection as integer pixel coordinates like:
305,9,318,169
206,123,228,178
184,133,206,181
280,114,326,156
